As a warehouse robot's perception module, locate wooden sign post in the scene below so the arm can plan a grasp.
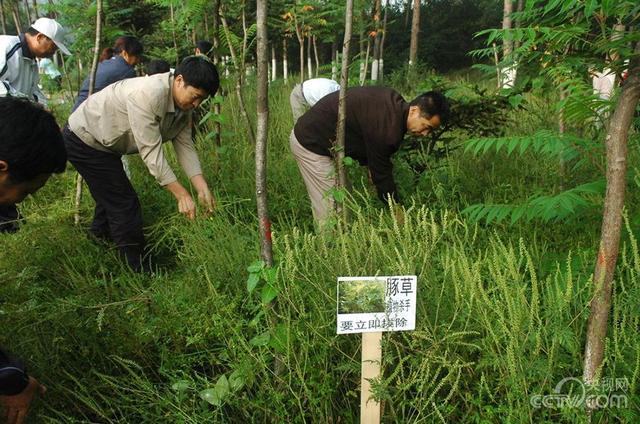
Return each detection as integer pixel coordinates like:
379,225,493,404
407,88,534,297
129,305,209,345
361,331,382,424
337,276,417,424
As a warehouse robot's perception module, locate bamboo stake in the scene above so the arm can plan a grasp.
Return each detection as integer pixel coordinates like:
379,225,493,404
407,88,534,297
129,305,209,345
74,0,102,225
212,0,221,146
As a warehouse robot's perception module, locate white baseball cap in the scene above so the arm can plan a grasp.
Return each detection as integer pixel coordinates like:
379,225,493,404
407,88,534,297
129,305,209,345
31,18,70,55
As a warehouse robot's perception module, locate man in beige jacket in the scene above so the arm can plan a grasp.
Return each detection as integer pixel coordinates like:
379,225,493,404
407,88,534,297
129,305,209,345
64,56,219,271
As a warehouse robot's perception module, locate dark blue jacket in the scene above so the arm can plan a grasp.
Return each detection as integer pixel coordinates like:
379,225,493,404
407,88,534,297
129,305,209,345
72,55,136,111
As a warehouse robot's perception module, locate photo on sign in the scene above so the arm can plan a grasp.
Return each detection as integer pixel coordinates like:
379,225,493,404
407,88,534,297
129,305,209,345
338,279,386,314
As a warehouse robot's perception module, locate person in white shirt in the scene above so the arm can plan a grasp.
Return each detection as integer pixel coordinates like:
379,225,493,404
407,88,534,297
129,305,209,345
0,17,70,234
0,17,70,105
289,78,340,122
592,68,616,100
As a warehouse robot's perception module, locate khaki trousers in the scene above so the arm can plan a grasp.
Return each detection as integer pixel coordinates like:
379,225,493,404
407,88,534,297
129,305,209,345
289,130,336,224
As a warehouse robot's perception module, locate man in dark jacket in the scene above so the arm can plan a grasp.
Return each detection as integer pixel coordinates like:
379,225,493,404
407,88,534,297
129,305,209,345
0,97,66,424
290,87,448,224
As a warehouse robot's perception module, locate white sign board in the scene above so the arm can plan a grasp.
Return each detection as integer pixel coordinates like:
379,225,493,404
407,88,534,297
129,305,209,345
337,275,417,334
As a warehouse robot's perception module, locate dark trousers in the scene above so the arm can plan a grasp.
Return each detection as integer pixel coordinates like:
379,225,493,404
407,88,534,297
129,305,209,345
63,126,146,271
0,204,21,233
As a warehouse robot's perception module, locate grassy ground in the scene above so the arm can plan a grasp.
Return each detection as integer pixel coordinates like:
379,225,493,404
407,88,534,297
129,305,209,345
1,69,639,423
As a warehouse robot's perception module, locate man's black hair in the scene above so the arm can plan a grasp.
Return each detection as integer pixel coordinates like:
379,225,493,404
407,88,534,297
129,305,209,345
26,27,40,36
146,59,170,75
409,91,450,122
195,40,214,57
175,56,219,97
0,98,66,183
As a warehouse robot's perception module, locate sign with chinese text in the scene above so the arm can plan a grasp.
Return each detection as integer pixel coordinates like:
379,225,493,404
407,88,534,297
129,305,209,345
337,276,417,335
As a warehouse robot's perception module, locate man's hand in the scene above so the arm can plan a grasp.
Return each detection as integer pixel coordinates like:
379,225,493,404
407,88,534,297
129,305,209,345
190,174,216,215
165,181,197,220
177,193,197,220
165,176,215,220
197,187,216,214
0,376,46,424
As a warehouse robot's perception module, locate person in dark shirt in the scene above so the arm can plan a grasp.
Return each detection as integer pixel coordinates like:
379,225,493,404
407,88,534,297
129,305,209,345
195,40,214,58
0,97,66,424
71,35,143,111
146,59,170,76
291,87,448,224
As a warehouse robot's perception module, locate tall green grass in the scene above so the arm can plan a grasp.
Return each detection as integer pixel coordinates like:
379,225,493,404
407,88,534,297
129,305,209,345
0,71,638,422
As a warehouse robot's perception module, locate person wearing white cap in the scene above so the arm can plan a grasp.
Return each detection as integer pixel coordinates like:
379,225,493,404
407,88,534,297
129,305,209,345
289,78,341,122
0,17,70,234
0,17,70,106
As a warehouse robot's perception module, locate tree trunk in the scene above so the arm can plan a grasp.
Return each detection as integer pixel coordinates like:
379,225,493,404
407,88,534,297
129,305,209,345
23,0,31,26
0,0,7,35
293,10,304,82
609,23,626,63
271,43,276,81
582,41,640,407
11,4,21,33
379,0,388,82
409,0,420,66
255,0,273,266
220,9,255,144
306,34,313,79
513,0,523,50
212,0,221,146
371,0,382,82
331,40,337,80
283,37,288,82
75,0,103,225
492,42,500,89
47,0,56,18
297,32,304,82
360,38,370,85
312,35,320,78
403,0,411,29
502,0,513,59
87,5,102,100
169,2,179,67
359,9,366,83
336,0,353,222
241,1,248,71
76,57,83,88
58,51,74,105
